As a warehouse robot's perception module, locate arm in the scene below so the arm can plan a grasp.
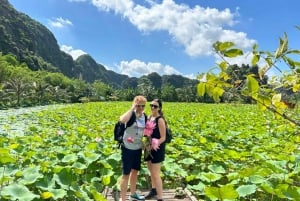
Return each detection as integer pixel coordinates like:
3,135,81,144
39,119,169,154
119,103,136,123
157,118,166,144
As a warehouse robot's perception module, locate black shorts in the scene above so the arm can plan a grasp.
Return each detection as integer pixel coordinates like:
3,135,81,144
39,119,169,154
121,146,142,175
144,143,165,163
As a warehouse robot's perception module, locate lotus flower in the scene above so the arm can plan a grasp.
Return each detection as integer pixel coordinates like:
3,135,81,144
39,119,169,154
95,137,101,142
151,138,160,151
57,130,64,135
144,120,156,137
126,136,134,143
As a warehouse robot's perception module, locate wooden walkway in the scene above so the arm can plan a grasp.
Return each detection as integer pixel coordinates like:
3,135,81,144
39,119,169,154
103,188,197,201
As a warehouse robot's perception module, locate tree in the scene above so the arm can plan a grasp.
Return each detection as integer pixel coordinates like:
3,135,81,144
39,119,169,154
137,77,156,100
4,77,31,106
161,83,177,101
92,80,112,100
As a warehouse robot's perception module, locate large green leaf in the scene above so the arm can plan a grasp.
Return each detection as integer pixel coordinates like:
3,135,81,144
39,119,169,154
200,172,222,182
208,164,226,174
19,166,43,185
1,183,39,201
236,184,257,197
53,168,74,189
0,148,16,164
205,184,239,200
62,153,78,163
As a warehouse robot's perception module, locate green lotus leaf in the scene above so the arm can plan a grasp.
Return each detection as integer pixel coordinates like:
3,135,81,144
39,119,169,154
1,183,39,201
187,182,205,191
179,158,195,165
82,151,100,165
70,184,93,200
91,189,107,201
62,153,78,163
19,166,43,185
265,160,288,173
50,188,67,199
35,175,55,190
208,164,226,174
200,172,222,183
236,184,257,197
102,175,111,185
0,165,18,176
86,142,98,151
249,175,265,184
72,161,87,170
99,161,112,170
53,168,74,189
205,184,238,200
0,148,16,164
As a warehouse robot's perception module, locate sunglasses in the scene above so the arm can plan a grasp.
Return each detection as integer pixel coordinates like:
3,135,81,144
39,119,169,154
137,105,145,108
150,104,159,109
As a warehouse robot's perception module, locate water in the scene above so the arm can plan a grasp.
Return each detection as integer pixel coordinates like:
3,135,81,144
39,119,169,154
0,104,68,137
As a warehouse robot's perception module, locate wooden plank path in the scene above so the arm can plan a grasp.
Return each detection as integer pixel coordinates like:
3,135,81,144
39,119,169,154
103,188,197,201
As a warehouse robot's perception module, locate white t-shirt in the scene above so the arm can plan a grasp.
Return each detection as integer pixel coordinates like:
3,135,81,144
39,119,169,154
123,114,146,150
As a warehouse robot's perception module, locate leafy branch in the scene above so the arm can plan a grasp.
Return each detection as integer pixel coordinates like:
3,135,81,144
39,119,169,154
198,31,300,127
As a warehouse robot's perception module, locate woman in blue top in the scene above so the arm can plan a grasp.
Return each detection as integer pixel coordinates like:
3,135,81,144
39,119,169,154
119,95,147,201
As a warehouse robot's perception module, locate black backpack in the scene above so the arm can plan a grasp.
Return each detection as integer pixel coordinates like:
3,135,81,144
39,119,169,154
114,111,147,147
155,116,172,143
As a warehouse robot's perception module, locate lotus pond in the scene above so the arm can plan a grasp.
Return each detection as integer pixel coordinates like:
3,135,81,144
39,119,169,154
0,102,299,201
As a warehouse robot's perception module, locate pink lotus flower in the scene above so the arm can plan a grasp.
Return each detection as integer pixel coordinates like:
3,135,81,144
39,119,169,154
126,136,134,143
144,120,156,137
151,138,160,151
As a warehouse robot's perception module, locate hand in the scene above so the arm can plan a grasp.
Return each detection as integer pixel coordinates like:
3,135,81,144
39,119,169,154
151,138,160,151
131,102,137,110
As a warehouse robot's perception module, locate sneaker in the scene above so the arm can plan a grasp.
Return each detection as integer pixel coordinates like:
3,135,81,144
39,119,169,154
144,188,157,199
130,192,145,201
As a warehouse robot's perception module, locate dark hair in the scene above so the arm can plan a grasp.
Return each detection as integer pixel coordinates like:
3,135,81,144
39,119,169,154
153,98,162,109
153,99,168,126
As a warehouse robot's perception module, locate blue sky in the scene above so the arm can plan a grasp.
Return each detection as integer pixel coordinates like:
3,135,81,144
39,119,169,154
8,0,300,78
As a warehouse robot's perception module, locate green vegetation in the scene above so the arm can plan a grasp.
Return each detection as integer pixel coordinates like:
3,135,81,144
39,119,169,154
198,32,300,126
0,52,201,109
0,102,299,200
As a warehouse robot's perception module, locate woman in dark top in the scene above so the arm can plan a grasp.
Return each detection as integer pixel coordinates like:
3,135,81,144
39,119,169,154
144,99,166,201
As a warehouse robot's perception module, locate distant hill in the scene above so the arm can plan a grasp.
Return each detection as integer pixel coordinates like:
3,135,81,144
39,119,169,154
0,0,197,88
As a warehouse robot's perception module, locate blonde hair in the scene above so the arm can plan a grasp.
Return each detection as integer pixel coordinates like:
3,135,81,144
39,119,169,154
133,95,147,103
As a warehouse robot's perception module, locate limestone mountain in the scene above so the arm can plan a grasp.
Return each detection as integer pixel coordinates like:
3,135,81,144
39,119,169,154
0,0,197,89
75,54,129,87
0,0,130,87
0,0,75,77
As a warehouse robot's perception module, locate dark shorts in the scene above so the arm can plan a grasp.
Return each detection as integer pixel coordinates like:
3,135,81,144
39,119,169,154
121,146,142,175
144,143,165,163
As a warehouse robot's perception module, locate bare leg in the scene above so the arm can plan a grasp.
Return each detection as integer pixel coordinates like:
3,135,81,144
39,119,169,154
151,162,163,200
130,169,138,195
120,174,129,201
147,161,155,188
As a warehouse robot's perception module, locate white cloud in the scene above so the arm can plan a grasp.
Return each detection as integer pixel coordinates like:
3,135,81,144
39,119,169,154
118,59,180,77
91,0,256,57
60,45,87,60
48,17,73,28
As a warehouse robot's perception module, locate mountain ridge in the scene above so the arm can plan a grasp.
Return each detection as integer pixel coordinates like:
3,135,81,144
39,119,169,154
0,0,196,89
